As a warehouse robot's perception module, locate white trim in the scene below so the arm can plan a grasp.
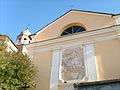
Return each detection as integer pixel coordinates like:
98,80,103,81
26,25,120,48
84,44,98,81
83,45,89,78
28,35,117,55
59,50,63,82
50,50,61,90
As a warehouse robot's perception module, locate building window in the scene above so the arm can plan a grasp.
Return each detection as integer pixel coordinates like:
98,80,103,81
61,26,86,36
19,38,21,40
61,46,85,81
24,38,27,40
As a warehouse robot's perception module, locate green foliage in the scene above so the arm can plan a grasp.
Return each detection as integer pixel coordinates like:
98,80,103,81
0,36,37,90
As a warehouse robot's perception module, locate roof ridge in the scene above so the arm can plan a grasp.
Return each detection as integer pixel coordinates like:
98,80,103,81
71,9,115,15
33,9,116,35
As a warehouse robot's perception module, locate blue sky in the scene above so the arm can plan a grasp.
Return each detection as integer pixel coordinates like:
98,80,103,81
0,0,120,42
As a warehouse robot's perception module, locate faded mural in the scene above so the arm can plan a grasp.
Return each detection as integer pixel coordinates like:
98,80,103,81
61,46,85,81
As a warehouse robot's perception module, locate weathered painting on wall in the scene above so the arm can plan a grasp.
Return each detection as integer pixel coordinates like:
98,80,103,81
61,46,85,81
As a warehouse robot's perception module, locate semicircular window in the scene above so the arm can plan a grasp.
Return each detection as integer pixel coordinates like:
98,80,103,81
61,26,86,36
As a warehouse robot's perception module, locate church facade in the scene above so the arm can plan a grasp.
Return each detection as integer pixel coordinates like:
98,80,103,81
16,10,120,90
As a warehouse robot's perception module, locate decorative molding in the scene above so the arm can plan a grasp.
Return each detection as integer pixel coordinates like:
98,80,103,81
84,44,98,81
50,44,98,86
59,50,63,82
26,25,120,48
27,35,117,55
50,50,61,90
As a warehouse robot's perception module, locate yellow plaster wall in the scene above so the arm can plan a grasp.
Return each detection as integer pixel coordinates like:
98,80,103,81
27,32,120,90
94,39,120,80
32,51,52,90
35,10,115,42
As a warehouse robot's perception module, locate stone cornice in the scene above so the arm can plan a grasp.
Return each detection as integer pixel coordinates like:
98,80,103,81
25,25,120,49
27,35,117,55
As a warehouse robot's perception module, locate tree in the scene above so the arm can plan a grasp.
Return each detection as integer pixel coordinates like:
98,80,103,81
0,36,37,90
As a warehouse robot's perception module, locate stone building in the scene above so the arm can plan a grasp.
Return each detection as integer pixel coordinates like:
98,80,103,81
16,9,120,90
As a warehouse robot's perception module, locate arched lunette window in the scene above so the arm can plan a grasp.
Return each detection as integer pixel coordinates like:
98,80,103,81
61,26,86,36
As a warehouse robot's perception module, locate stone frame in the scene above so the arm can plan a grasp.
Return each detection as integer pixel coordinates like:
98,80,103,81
50,43,98,90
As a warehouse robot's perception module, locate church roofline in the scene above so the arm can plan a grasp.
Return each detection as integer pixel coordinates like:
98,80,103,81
71,9,115,16
34,10,72,34
33,9,116,35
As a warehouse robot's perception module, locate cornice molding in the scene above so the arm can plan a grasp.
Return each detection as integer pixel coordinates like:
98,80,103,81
27,35,117,55
25,25,120,48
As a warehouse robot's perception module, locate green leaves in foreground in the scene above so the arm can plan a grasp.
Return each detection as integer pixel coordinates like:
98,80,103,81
0,37,37,90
